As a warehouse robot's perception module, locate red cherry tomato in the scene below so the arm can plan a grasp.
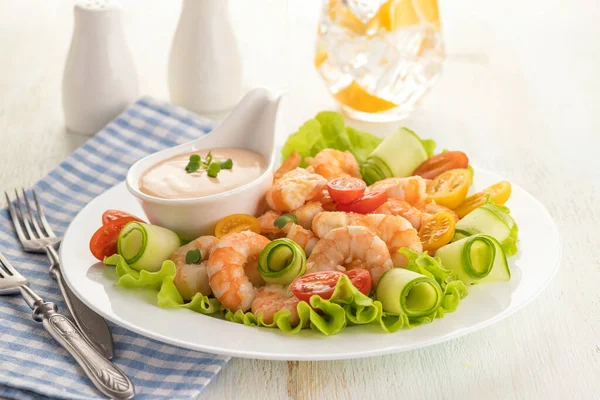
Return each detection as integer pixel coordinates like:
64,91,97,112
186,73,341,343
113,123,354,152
345,268,372,294
89,218,137,261
336,190,388,214
412,151,469,180
291,270,371,302
291,271,344,302
326,177,367,205
102,210,144,225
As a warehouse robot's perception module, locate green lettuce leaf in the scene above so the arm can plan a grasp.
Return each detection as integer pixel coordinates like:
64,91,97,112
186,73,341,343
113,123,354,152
345,126,383,163
104,254,220,315
224,275,377,335
280,111,382,167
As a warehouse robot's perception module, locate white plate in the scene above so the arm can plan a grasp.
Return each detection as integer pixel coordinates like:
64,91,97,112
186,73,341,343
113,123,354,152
60,168,561,361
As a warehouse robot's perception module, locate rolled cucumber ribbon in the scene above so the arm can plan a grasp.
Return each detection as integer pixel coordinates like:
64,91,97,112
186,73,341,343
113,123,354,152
117,222,181,272
375,268,443,317
435,234,510,285
258,238,306,285
361,127,436,184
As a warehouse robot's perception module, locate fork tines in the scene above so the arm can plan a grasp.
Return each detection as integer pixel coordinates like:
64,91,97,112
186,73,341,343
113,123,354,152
0,250,20,278
5,189,56,243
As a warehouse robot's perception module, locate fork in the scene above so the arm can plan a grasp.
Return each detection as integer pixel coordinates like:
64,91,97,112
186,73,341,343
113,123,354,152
5,189,114,359
0,251,135,399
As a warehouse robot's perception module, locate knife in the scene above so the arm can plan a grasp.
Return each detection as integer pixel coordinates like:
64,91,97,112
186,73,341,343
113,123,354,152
46,245,115,359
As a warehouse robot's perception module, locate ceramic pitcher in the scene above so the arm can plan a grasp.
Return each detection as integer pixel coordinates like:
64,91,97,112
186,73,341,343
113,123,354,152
62,0,139,135
168,0,244,114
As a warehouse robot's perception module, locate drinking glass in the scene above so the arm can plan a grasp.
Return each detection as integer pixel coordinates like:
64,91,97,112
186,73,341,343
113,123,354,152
315,0,444,122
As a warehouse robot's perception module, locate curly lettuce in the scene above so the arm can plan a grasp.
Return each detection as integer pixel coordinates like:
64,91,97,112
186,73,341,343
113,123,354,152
225,258,468,335
281,111,382,167
104,254,220,315
224,275,379,335
105,250,468,335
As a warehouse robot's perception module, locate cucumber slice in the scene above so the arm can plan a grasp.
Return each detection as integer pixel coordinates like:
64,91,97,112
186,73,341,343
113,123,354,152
258,238,306,285
361,128,436,184
436,234,510,285
454,202,519,256
266,245,293,272
117,222,182,272
375,268,442,317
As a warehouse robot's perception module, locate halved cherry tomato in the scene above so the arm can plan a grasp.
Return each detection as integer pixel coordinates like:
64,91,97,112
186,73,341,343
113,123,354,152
102,210,144,225
291,270,371,302
327,177,366,205
426,169,470,209
336,190,387,214
291,271,345,302
413,151,469,180
345,269,372,295
454,181,512,218
419,211,456,252
214,214,261,238
89,218,135,261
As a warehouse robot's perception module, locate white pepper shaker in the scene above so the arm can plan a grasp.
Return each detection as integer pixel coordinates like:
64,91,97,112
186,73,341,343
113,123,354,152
168,0,244,114
62,0,139,136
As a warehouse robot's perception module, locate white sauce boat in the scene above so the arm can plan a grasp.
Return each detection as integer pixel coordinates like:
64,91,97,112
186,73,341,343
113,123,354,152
126,88,282,240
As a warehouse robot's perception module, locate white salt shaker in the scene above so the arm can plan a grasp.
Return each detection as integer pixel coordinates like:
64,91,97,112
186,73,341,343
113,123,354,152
62,0,139,136
168,0,244,114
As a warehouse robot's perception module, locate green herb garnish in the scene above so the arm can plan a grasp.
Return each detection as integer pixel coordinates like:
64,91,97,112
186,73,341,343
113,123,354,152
219,159,233,169
207,163,221,178
274,214,298,229
184,151,232,178
185,249,203,264
185,154,201,173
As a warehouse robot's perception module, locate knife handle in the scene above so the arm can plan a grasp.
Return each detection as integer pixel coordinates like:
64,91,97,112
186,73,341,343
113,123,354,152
20,286,135,400
46,245,115,359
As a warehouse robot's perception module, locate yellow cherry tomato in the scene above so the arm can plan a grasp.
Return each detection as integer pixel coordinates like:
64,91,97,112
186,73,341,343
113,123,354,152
426,169,471,209
215,214,261,238
419,211,456,252
454,181,512,218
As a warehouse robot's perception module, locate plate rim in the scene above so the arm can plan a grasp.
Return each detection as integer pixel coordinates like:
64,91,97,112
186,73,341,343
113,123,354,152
59,167,562,361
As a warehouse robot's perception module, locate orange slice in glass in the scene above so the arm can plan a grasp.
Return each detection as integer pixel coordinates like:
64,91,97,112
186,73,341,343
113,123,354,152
334,81,397,113
328,0,368,35
314,48,329,69
414,0,441,30
377,0,440,32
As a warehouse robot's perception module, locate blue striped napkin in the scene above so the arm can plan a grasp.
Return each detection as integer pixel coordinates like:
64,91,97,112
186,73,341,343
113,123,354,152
0,97,230,399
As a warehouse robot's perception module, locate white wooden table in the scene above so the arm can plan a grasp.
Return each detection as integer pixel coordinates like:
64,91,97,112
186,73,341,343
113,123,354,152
1,1,599,399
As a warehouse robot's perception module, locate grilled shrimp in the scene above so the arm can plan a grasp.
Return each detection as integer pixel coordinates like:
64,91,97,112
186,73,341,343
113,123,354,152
251,285,301,326
375,199,458,230
306,226,393,286
265,168,327,212
292,201,324,229
312,212,422,267
368,176,428,205
206,231,270,312
305,149,360,181
257,210,283,236
374,199,424,229
170,236,219,300
274,152,302,181
284,224,318,256
256,210,318,256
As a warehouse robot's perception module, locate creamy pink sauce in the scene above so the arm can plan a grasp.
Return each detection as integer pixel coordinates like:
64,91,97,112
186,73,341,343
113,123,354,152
139,148,266,199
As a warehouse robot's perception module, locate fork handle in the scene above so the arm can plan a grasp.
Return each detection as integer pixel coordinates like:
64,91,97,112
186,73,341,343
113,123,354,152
46,245,115,360
20,286,135,400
